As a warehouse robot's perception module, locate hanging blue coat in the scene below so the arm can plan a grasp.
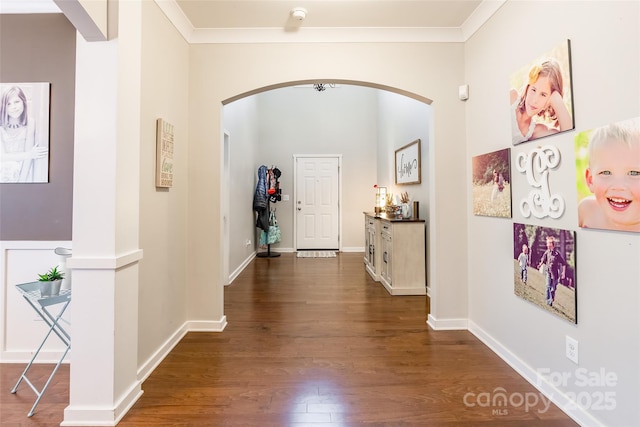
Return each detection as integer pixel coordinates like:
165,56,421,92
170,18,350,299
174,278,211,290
253,165,270,232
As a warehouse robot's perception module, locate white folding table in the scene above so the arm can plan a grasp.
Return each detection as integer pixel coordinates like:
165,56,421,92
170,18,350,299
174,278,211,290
11,281,71,417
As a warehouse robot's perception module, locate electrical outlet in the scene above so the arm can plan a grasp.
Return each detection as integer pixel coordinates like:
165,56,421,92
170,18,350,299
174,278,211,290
282,194,290,201
245,239,251,246
566,336,578,364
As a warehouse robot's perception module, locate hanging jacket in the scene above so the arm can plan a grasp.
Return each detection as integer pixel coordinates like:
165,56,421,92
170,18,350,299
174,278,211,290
253,165,270,232
269,167,282,203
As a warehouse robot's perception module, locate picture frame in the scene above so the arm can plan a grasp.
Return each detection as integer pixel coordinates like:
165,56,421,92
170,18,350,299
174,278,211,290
155,118,174,188
395,139,421,185
471,148,512,218
513,223,576,324
575,117,640,233
0,82,51,183
509,39,574,145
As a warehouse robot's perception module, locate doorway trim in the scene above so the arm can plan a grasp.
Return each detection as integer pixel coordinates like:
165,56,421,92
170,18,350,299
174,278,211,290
223,79,432,106
222,130,230,286
293,154,342,252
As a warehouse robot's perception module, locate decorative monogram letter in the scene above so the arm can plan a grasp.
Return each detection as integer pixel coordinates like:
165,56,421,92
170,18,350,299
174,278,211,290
515,145,565,219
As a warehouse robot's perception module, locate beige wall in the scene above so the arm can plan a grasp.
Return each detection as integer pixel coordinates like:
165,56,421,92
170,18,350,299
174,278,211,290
223,85,432,275
465,1,639,425
138,1,190,366
9,2,638,425
254,85,379,253
187,41,467,323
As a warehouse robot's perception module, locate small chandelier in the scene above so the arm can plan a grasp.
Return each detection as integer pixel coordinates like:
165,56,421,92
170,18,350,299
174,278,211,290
313,83,336,92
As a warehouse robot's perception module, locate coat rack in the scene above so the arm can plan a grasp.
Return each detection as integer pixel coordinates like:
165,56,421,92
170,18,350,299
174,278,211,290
253,165,282,258
256,244,280,258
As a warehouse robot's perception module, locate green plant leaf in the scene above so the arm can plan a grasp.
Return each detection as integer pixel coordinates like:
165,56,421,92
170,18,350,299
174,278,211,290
37,266,65,281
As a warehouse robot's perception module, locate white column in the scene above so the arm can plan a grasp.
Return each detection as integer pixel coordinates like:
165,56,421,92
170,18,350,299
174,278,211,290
62,1,143,425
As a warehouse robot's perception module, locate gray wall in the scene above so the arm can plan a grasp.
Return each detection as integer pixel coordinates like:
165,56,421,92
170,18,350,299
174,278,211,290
256,85,379,252
223,85,431,276
222,95,259,273
0,14,75,240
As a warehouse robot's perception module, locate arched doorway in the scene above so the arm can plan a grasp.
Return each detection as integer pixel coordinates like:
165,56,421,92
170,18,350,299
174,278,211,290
221,80,433,302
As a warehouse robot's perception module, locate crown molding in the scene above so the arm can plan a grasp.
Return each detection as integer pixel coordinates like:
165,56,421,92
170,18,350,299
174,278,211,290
188,27,465,44
461,0,506,41
156,0,507,45
0,0,506,44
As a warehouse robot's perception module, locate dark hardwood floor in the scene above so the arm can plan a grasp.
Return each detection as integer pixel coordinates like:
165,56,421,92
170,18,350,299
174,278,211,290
1,252,577,426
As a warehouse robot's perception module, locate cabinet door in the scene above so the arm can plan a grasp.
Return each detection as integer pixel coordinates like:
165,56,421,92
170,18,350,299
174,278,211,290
367,226,376,268
381,231,392,285
364,220,371,264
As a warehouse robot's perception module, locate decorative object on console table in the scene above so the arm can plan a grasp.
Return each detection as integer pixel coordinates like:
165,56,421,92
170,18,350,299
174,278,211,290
400,192,411,218
37,266,64,297
395,139,421,185
374,185,386,215
384,192,398,216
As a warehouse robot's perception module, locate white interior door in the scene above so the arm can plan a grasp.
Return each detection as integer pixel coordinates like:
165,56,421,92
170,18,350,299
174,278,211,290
295,156,340,250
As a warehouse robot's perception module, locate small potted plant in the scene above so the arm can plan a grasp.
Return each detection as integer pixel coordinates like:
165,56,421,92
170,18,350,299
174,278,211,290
38,266,65,297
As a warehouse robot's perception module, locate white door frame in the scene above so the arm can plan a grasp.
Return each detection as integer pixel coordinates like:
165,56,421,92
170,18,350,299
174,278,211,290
293,154,342,252
221,130,230,285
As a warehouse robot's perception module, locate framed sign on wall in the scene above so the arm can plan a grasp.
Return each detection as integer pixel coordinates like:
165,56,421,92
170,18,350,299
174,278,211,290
156,118,174,188
395,139,421,185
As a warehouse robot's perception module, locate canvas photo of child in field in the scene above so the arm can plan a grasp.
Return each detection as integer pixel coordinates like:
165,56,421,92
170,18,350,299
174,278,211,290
513,223,576,324
472,148,511,218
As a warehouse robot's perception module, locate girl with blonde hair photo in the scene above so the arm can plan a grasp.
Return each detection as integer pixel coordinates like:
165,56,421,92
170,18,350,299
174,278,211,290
509,41,574,145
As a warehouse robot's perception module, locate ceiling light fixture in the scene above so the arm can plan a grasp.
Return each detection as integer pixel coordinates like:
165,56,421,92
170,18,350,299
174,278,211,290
313,83,336,92
291,7,307,21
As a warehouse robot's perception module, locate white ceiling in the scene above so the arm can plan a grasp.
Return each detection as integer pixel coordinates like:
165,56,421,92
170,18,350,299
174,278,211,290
0,0,506,43
176,0,482,29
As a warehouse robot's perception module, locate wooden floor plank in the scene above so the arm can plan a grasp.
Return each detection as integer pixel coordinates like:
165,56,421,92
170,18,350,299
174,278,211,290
0,253,578,426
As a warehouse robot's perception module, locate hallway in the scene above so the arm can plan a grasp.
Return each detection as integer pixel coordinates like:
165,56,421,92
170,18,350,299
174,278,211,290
1,253,577,426
121,253,576,426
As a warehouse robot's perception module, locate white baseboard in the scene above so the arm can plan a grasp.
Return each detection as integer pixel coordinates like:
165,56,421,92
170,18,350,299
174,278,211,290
228,253,256,285
468,320,604,427
426,313,468,330
61,381,144,427
60,315,227,426
136,323,188,382
186,317,228,332
137,316,227,382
